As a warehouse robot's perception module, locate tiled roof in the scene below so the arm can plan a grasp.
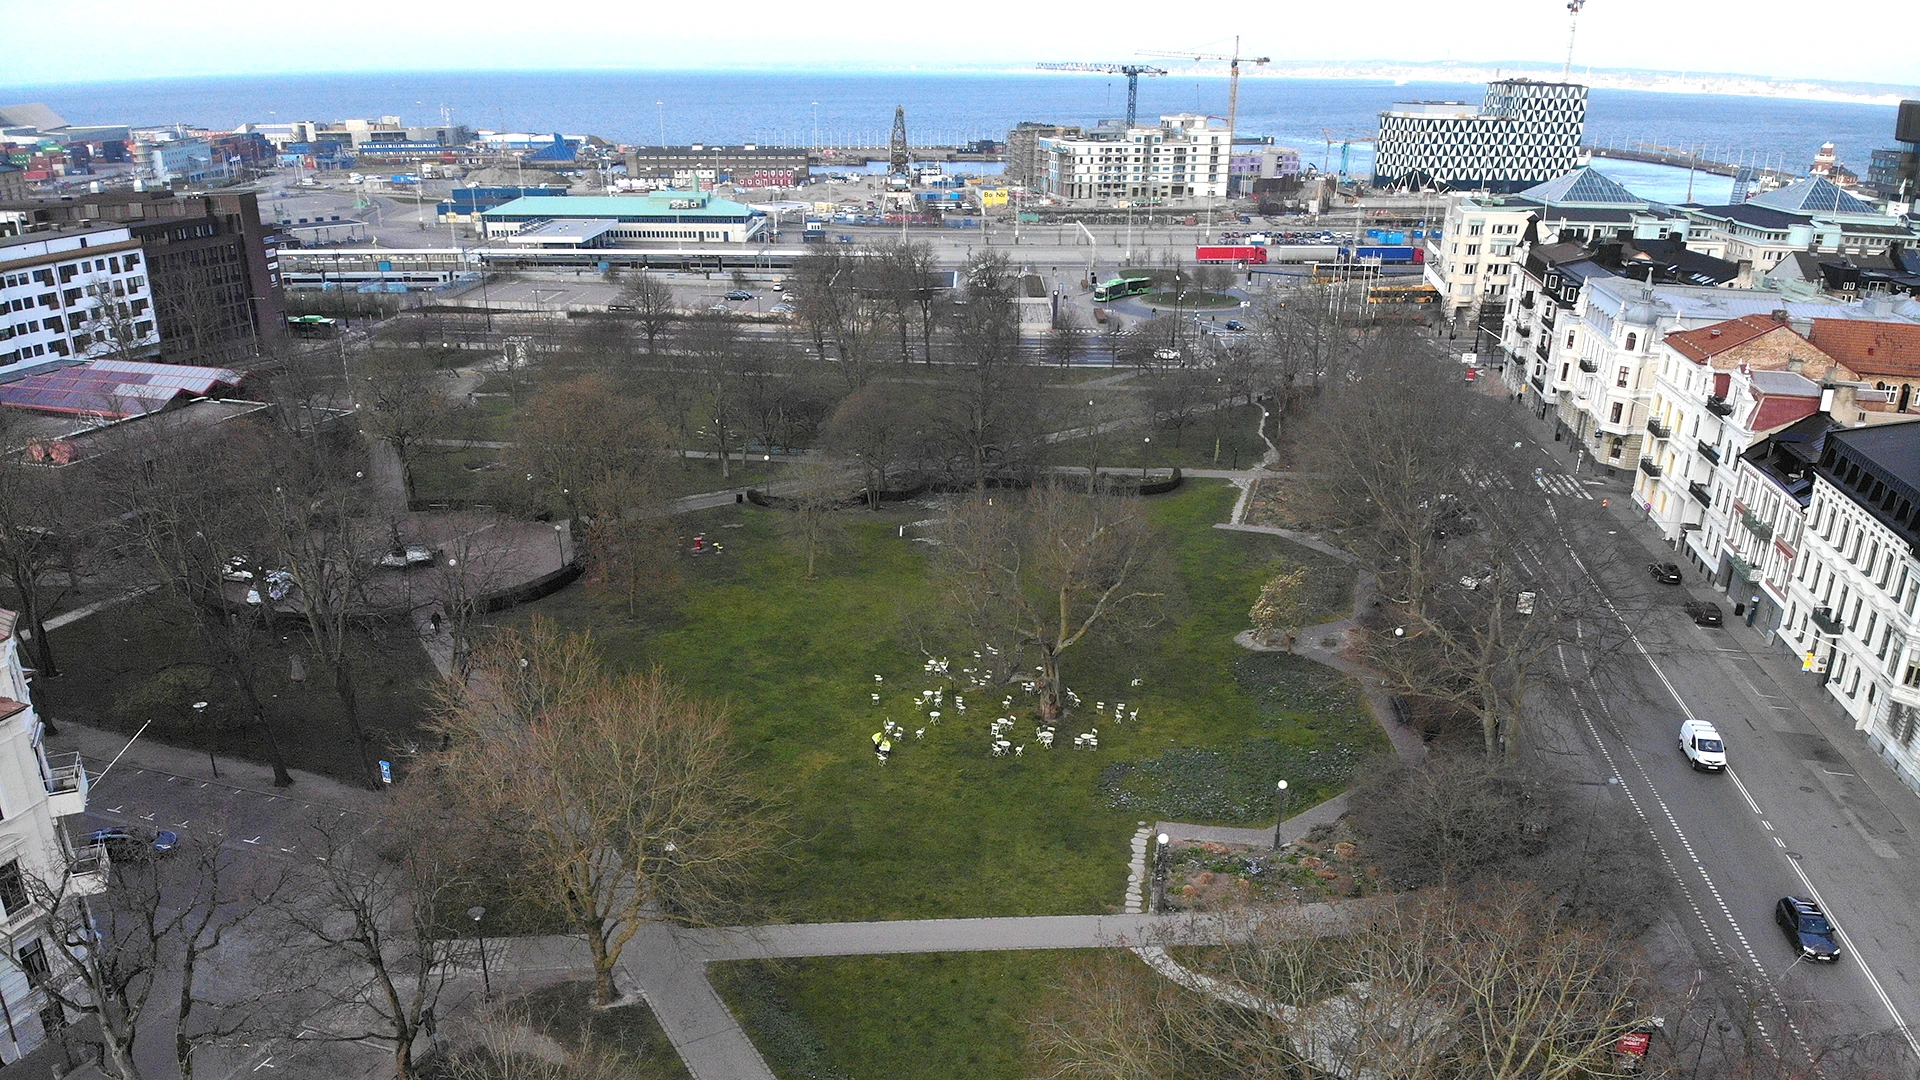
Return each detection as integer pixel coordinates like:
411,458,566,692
1806,319,1920,379
1666,315,1786,362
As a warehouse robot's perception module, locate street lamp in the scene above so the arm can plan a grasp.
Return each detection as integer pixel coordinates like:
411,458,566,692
1150,832,1171,913
1272,780,1290,849
467,905,491,998
1141,436,1151,481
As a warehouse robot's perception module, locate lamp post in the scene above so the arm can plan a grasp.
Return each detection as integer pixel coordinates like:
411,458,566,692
1271,779,1290,850
467,905,491,998
1150,832,1170,913
1141,436,1151,481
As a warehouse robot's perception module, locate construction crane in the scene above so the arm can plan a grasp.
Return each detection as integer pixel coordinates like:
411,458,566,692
1035,62,1168,128
1139,36,1269,138
1563,1,1586,79
1321,129,1377,181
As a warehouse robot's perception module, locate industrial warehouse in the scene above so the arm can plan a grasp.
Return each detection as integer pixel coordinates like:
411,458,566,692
477,190,769,245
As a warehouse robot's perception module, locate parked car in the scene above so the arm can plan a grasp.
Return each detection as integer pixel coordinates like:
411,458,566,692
724,290,754,301
1684,599,1724,627
87,826,179,862
1774,896,1841,962
1679,719,1727,771
1648,562,1683,585
1152,347,1182,363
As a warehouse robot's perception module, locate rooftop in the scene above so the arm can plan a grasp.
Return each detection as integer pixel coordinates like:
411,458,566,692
479,192,760,220
1806,319,1920,380
1747,176,1879,216
503,218,618,245
0,359,248,421
1515,167,1649,208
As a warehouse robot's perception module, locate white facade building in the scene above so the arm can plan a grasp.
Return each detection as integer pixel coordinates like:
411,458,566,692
1036,115,1231,202
1374,80,1586,194
0,608,99,1064
1775,422,1920,791
0,225,160,371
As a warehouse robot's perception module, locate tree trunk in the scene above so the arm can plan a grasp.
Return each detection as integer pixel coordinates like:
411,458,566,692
101,1026,142,1080
1040,650,1062,721
13,571,57,679
585,925,617,1005
394,1040,415,1080
232,671,294,787
327,659,381,790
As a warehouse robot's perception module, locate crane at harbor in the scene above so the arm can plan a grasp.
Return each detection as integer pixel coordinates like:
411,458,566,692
1321,130,1377,181
1139,37,1269,138
1564,1,1587,79
1034,62,1167,128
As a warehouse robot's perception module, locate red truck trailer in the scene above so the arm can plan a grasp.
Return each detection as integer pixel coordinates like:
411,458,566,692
1195,245,1269,264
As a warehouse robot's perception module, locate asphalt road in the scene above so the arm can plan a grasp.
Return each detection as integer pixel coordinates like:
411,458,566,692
1505,404,1920,1060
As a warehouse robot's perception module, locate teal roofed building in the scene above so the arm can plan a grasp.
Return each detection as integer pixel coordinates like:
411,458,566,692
479,191,767,244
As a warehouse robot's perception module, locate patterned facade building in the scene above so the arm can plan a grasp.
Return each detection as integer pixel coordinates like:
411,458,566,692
1373,80,1587,194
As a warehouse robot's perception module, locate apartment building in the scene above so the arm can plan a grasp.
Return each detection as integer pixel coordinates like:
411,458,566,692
0,607,100,1064
0,224,159,370
1004,123,1081,189
1035,115,1231,201
1776,421,1920,791
1640,315,1856,571
1729,414,1840,640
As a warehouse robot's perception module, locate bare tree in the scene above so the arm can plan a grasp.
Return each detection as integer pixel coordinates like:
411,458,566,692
431,620,776,1005
819,381,934,506
273,809,475,1080
1046,307,1086,368
356,347,457,505
0,413,87,679
617,273,677,355
936,485,1169,720
779,463,849,579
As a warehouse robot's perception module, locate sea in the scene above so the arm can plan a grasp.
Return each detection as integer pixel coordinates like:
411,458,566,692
11,70,1906,206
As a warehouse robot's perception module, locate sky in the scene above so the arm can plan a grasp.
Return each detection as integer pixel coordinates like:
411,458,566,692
1,0,1917,89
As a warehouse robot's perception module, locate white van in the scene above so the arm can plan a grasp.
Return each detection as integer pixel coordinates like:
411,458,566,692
1679,719,1727,772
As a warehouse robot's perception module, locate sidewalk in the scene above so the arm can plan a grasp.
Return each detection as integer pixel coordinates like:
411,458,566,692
45,719,385,812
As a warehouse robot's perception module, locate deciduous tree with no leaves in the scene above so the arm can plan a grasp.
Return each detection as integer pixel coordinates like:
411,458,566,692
1248,567,1311,649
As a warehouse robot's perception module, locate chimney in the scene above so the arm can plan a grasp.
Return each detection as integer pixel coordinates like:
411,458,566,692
1770,309,1790,325
1709,328,1722,337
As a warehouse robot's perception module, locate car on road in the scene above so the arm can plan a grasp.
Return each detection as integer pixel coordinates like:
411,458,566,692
1223,320,1246,332
1679,719,1727,771
1152,347,1182,363
1648,562,1683,585
1774,896,1841,962
87,826,180,862
1684,599,1724,627
724,290,754,301
379,544,435,569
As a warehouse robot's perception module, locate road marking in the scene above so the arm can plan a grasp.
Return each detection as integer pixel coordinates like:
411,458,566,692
1550,495,1919,1057
103,805,122,815
1763,821,1775,831
243,837,261,845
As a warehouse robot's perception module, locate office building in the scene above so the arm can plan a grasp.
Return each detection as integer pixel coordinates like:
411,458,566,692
0,191,285,364
623,146,809,190
0,224,159,370
1374,79,1587,194
1682,177,1918,272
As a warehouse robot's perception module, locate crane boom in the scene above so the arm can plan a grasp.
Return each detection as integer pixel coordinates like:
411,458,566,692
1564,1,1586,79
1035,62,1168,127
1139,36,1268,138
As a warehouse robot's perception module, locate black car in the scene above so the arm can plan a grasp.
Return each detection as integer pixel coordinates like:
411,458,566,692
1684,599,1724,627
1774,896,1841,962
1648,562,1683,585
87,826,180,862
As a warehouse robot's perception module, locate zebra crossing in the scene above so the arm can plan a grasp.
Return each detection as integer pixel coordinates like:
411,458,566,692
1534,472,1595,500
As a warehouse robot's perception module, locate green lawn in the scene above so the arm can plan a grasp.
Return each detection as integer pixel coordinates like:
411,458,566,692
410,445,793,506
517,480,1379,922
712,953,1069,1080
1044,402,1270,472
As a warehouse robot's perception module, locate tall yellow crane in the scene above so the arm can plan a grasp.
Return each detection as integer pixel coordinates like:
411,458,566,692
1139,36,1269,138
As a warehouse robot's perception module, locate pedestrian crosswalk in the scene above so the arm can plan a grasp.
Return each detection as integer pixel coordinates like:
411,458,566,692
1535,472,1595,500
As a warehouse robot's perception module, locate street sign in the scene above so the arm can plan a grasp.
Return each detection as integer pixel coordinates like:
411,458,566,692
379,760,393,785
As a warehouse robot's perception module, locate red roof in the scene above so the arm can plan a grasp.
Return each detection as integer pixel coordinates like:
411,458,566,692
1806,319,1920,380
0,359,247,420
1666,315,1790,364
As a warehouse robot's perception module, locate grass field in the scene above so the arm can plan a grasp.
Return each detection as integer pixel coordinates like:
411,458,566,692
517,480,1378,923
1044,402,1270,472
409,444,793,506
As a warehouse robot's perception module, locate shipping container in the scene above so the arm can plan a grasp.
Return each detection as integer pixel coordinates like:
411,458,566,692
1265,244,1341,263
1348,245,1417,264
1196,245,1269,264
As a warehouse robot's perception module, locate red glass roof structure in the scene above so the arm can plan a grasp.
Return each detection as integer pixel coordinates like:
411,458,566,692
0,359,248,420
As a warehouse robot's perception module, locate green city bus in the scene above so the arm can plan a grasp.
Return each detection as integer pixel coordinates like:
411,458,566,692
1092,275,1153,303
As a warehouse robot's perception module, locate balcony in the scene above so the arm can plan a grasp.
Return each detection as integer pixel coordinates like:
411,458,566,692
1519,293,1536,310
1647,416,1672,440
1810,606,1844,636
1639,458,1663,478
1541,308,1557,330
1740,508,1773,542
1706,395,1734,417
1530,372,1547,393
44,752,87,818
1690,482,1712,507
1535,341,1551,362
68,844,109,898
1698,440,1721,465
1515,324,1532,339
1578,357,1599,373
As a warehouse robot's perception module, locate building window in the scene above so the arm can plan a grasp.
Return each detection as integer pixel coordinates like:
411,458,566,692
1610,402,1624,423
17,937,48,988
0,860,26,918
1616,367,1629,388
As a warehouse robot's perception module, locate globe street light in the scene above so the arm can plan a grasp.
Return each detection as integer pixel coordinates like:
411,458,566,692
1271,779,1290,850
467,905,491,998
1150,832,1171,913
